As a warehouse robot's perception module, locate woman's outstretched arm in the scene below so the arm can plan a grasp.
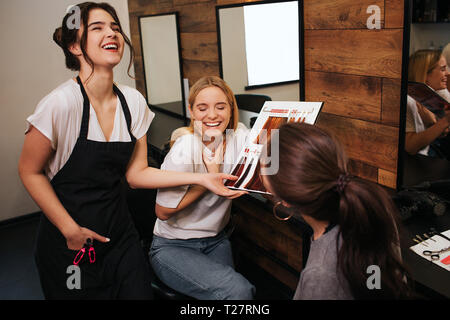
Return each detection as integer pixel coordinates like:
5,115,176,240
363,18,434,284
125,135,242,198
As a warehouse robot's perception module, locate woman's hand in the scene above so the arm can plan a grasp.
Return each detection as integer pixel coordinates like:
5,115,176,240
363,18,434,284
438,110,450,137
202,141,224,174
65,226,110,251
200,173,247,199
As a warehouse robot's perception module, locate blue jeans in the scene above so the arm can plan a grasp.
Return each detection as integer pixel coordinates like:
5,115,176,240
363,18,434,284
150,232,255,300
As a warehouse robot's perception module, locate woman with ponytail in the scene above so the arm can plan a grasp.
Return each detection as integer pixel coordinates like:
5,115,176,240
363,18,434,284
260,122,413,299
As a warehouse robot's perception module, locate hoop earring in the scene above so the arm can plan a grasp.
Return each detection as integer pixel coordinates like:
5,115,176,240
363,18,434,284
273,201,293,221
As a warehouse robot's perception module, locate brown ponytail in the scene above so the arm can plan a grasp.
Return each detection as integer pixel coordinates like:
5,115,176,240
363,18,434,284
264,122,414,299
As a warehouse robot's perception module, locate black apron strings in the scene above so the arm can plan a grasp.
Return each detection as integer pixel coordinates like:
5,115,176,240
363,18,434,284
76,76,136,142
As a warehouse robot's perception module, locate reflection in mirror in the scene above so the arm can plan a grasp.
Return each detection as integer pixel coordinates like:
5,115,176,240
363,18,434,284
139,13,185,117
400,0,450,188
216,0,302,128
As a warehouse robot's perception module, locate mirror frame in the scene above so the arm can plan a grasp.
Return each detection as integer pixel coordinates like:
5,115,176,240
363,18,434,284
215,0,305,101
396,0,412,191
138,12,187,122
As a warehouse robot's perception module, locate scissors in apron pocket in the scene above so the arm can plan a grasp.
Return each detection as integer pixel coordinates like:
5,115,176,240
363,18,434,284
73,238,96,265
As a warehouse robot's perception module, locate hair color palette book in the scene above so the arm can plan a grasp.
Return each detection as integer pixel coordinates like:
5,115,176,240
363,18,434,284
408,81,450,115
225,101,323,194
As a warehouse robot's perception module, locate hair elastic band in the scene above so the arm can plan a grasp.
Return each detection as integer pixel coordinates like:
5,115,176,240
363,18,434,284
336,173,351,194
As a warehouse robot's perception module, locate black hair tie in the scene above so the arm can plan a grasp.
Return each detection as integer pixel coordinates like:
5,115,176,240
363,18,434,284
336,173,351,194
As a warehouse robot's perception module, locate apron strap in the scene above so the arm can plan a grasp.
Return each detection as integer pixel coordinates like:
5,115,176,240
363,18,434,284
113,84,136,142
76,76,136,142
76,76,90,140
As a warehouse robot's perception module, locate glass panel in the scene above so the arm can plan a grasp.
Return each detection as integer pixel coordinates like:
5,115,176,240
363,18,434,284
139,13,185,116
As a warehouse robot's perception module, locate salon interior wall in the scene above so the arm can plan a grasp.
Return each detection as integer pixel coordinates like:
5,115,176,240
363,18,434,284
129,0,405,190
409,23,450,54
0,0,133,222
219,6,299,101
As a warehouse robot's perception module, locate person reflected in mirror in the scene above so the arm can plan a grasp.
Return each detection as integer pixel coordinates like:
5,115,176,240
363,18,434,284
405,49,450,159
260,122,414,300
442,43,450,93
150,76,255,300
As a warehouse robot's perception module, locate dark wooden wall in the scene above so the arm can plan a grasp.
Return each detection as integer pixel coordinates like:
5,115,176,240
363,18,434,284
128,0,405,189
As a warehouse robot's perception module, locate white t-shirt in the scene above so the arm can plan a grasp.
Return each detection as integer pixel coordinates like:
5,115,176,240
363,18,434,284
405,89,450,156
26,78,155,180
437,88,450,102
154,125,249,240
405,95,429,156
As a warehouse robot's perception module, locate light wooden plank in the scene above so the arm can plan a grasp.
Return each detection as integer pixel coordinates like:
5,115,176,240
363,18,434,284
304,0,384,30
305,29,403,79
305,71,382,122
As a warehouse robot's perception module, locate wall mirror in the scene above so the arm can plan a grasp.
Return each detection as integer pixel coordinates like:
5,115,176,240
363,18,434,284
216,0,304,128
139,13,186,118
398,0,450,189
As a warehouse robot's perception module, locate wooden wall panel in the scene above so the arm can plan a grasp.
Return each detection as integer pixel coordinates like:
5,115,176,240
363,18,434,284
316,113,398,173
128,0,405,188
304,0,384,29
385,0,404,28
305,29,403,79
177,2,217,33
381,78,402,127
305,71,382,122
180,32,218,62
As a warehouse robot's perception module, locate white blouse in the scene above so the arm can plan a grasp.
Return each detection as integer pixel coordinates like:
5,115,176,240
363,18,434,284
26,79,154,180
154,125,249,240
405,89,450,156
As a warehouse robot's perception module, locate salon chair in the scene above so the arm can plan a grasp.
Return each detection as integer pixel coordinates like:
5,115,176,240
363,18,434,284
235,94,272,127
126,156,193,300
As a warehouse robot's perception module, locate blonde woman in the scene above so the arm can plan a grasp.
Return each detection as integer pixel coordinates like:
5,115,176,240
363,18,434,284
441,43,450,94
150,76,255,300
405,49,450,156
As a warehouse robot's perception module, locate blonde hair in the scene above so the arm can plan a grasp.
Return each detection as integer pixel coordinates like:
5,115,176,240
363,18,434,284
170,76,239,146
442,43,450,68
408,49,442,83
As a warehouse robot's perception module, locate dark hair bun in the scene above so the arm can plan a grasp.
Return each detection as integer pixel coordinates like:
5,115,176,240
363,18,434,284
53,27,63,48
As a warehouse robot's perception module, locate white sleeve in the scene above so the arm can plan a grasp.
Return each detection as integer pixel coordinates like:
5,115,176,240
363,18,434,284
130,89,155,140
405,97,417,133
26,91,67,150
156,136,196,209
235,122,250,151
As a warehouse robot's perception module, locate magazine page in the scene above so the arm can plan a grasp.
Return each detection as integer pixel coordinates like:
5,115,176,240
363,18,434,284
225,101,323,194
408,81,450,115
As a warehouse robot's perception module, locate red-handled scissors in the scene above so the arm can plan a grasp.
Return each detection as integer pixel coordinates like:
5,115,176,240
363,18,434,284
73,238,96,265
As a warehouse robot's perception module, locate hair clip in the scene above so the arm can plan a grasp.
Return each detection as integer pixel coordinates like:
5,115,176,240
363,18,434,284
73,247,85,266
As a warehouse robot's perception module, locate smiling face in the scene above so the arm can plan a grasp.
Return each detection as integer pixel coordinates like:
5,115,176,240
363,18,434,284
189,86,232,142
71,8,125,71
426,55,449,91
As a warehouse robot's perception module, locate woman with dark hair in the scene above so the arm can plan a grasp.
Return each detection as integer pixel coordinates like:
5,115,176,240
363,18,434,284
18,2,241,299
260,122,413,299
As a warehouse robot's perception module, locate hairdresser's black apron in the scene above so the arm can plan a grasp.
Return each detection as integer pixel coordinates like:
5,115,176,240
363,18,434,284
35,77,152,299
